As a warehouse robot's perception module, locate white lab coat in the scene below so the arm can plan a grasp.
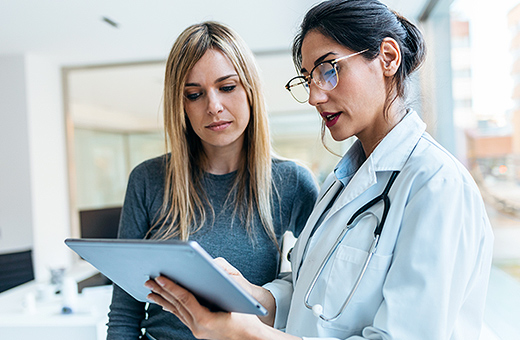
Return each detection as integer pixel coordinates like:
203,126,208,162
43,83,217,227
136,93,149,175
264,111,494,340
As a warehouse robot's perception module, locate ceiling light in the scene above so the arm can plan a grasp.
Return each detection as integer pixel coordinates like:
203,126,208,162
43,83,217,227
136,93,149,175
102,16,119,29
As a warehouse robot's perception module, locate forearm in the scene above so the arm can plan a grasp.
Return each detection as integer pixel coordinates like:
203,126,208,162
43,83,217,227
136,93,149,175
251,285,276,326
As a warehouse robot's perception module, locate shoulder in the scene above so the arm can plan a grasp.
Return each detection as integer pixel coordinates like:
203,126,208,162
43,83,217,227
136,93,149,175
127,154,168,191
272,158,317,187
404,132,479,194
271,158,319,205
272,157,314,178
130,154,168,180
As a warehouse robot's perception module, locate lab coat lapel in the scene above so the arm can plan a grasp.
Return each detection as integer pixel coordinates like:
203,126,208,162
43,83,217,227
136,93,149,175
295,159,377,289
330,158,377,216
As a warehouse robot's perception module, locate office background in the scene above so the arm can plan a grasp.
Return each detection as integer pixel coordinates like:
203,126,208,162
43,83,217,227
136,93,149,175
1,0,519,338
0,0,434,282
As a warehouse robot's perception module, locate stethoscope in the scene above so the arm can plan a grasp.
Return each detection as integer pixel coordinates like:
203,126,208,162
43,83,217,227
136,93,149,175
302,170,400,322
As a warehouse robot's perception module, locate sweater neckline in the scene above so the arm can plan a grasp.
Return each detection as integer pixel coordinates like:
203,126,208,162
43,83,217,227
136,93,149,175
203,170,238,180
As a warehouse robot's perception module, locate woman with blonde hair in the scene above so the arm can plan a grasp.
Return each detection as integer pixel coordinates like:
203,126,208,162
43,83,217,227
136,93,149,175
106,21,318,339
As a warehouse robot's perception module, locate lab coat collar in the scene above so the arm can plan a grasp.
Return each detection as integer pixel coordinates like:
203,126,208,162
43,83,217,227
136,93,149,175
369,110,426,172
330,110,425,213
334,110,425,184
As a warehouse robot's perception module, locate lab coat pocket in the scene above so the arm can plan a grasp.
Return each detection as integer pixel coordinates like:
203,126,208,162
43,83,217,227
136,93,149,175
320,245,393,333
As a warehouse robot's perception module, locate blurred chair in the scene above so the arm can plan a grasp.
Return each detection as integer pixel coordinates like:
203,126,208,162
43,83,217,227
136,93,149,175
0,249,34,293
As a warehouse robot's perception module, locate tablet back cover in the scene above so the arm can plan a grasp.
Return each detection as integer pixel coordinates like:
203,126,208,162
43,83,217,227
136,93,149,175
65,238,267,316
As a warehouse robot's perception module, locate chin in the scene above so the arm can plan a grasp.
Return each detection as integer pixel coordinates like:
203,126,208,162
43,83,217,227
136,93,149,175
329,130,352,142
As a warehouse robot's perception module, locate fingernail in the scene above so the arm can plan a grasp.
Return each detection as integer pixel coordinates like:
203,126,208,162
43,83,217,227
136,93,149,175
155,277,166,287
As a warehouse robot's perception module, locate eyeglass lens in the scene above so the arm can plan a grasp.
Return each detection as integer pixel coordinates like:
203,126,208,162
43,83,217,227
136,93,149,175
287,62,338,103
287,77,310,103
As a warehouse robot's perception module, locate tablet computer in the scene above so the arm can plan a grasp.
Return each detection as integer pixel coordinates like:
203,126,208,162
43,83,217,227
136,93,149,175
65,238,268,316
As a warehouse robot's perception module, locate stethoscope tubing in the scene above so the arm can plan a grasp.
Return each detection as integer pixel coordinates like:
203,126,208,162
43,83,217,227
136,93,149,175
303,171,399,322
303,220,352,313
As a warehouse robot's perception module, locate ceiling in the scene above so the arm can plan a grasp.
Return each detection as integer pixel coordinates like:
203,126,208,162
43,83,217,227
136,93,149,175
0,0,431,132
0,0,430,64
1,0,323,65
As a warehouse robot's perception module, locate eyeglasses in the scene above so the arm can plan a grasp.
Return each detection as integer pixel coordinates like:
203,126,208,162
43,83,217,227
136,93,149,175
285,49,368,103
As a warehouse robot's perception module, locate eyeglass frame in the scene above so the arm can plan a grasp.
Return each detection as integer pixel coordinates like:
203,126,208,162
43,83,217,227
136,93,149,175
285,49,369,103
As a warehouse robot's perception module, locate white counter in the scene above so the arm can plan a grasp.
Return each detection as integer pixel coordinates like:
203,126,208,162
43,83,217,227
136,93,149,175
0,262,112,340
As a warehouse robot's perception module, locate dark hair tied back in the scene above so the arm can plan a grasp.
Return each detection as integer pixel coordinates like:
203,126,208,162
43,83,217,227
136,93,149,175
392,10,426,76
293,0,426,113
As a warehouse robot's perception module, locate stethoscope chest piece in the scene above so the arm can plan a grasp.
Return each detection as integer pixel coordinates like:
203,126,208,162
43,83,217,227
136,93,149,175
312,304,324,318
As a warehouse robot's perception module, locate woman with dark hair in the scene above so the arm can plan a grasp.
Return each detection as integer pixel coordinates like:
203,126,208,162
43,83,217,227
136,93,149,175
145,1,494,339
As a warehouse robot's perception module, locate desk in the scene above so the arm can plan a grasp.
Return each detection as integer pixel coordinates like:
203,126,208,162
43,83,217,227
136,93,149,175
0,262,112,340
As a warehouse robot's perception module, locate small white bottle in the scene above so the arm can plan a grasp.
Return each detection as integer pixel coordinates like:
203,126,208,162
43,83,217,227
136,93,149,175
61,277,78,314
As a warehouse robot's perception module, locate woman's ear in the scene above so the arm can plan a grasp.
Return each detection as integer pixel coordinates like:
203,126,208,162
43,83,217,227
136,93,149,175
380,37,401,77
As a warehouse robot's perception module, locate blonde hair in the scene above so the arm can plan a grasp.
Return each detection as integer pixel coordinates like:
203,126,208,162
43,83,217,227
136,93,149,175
150,21,275,246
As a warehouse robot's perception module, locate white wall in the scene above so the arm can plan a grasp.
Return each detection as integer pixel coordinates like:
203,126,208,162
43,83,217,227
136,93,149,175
25,55,72,281
0,55,34,254
0,54,72,282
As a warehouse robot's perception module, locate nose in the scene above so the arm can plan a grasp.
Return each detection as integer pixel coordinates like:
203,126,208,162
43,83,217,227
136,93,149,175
308,82,328,107
207,90,224,115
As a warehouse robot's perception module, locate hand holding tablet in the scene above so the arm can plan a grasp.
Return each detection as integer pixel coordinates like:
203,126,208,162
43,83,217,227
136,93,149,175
65,238,268,316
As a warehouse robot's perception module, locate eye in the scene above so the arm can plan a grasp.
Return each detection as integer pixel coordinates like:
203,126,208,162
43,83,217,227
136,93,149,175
323,68,336,81
185,92,202,101
221,85,236,93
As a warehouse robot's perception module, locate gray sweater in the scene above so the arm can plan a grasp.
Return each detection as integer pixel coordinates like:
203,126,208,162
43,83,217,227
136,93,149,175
107,156,318,339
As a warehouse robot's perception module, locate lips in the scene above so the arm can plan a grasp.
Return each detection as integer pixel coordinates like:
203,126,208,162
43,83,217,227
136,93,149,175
320,111,341,128
206,120,232,131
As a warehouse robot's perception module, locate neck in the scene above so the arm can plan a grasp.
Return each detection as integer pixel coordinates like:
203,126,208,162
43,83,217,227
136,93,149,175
202,144,244,175
359,102,406,157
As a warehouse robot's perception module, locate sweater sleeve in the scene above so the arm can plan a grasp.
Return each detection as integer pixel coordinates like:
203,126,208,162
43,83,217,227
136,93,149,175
107,285,146,339
265,162,318,330
287,163,319,238
106,162,155,339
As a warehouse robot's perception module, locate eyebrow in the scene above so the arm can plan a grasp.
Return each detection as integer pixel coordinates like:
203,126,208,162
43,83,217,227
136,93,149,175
300,52,338,74
185,74,239,87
